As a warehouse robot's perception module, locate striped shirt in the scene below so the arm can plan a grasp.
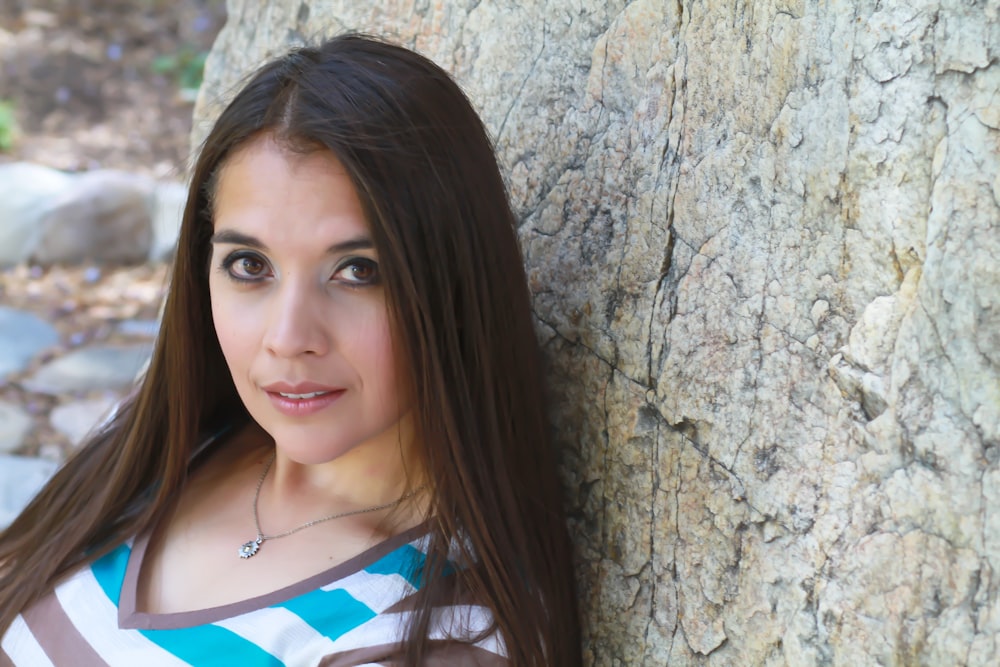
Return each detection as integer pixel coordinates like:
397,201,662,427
1,525,506,666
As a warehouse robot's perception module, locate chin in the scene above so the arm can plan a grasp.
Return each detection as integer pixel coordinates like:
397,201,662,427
266,431,357,465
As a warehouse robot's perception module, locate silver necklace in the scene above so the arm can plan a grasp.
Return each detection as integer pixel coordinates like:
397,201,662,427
238,452,422,559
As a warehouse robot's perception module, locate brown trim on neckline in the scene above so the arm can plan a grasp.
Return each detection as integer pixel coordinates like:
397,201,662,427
118,520,432,631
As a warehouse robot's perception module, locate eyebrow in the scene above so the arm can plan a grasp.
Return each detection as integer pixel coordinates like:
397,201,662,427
209,230,374,254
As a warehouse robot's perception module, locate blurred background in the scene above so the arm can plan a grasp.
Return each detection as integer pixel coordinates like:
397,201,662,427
0,0,226,525
0,0,225,174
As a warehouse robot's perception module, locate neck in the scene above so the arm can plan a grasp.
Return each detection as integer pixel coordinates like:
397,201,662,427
248,419,427,534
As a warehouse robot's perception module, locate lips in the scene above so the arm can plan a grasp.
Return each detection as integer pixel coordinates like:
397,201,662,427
261,381,346,416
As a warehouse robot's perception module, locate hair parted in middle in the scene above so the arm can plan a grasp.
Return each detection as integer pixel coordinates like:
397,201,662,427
0,33,580,666
178,33,579,665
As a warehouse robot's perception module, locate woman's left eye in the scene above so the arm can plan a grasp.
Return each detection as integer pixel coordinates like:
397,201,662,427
333,258,380,286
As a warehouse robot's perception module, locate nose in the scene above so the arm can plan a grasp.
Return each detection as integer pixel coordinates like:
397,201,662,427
262,281,330,358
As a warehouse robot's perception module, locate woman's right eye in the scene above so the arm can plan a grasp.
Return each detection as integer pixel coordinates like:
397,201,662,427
221,252,271,282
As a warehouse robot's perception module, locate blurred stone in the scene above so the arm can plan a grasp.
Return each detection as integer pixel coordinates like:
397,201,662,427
149,180,187,261
0,454,58,529
0,306,61,380
117,318,160,338
0,162,74,266
22,343,153,394
37,443,64,462
0,401,32,453
31,169,155,265
50,396,117,445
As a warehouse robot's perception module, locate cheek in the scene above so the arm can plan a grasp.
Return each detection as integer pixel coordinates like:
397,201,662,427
210,283,256,372
353,310,406,402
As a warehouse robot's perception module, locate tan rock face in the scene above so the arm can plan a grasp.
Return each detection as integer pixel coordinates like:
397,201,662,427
196,2,1000,664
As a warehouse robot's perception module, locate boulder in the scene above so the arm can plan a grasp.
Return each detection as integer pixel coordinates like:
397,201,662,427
21,342,153,394
31,169,155,265
0,162,74,266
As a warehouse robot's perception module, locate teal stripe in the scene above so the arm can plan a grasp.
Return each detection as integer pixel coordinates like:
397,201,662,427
277,588,376,642
140,625,283,666
90,544,132,604
90,543,283,666
365,544,427,589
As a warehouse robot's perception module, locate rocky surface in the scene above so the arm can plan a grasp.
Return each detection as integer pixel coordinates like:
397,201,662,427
200,2,1000,665
0,263,168,526
0,1,221,527
0,163,179,522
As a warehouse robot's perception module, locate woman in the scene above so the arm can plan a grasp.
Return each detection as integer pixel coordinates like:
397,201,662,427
0,34,580,666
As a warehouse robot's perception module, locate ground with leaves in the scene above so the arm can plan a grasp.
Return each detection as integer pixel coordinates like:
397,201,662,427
0,0,225,176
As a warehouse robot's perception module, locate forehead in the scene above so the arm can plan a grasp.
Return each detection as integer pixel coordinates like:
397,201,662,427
211,137,371,248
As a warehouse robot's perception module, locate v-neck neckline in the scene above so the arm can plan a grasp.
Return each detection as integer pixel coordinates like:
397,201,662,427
117,520,431,630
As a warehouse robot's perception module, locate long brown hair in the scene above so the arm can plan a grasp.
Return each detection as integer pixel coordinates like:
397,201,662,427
0,34,580,665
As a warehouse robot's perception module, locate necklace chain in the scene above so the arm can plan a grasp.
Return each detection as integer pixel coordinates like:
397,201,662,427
238,451,422,559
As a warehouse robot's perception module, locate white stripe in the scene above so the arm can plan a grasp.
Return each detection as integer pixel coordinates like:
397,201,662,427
323,612,406,652
1,615,56,667
427,605,506,656
324,570,415,613
53,567,191,667
214,606,337,665
446,534,476,566
409,534,431,553
324,605,504,657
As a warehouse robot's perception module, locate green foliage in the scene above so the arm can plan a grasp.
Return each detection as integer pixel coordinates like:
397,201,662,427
0,100,16,152
152,47,209,97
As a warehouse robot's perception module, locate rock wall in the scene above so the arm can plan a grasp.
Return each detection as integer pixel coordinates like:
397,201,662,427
195,2,1000,665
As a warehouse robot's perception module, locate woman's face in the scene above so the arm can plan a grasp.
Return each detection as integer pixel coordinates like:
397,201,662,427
208,136,411,465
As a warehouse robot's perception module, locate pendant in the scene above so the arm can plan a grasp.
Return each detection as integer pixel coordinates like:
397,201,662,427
239,537,262,559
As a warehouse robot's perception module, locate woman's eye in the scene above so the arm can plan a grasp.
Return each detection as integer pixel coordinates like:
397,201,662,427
222,252,271,281
334,258,380,286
